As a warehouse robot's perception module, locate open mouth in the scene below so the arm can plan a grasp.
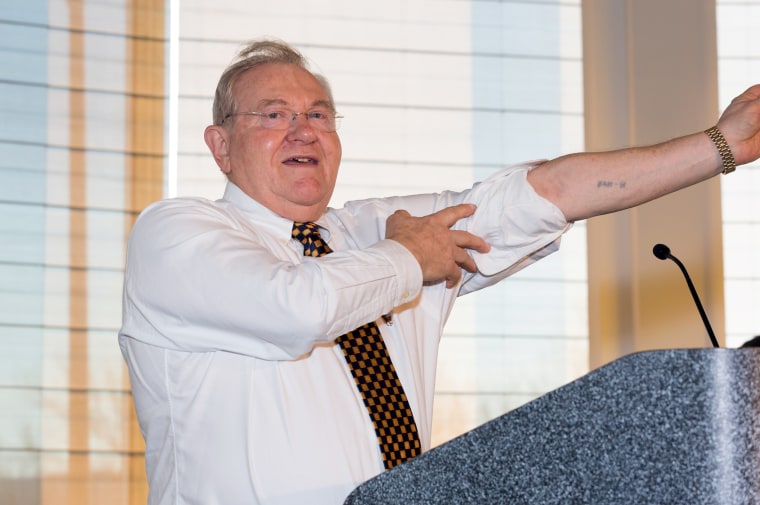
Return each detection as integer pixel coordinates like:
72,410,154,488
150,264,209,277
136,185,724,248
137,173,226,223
285,156,318,165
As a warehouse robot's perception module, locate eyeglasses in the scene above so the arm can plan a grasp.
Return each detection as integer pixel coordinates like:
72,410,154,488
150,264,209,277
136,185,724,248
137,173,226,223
221,109,343,132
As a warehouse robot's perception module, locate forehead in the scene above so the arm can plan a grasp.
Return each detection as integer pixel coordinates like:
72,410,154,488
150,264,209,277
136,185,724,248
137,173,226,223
234,62,330,106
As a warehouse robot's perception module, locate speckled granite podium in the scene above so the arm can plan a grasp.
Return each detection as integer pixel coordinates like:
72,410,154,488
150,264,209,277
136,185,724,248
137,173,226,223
344,349,760,504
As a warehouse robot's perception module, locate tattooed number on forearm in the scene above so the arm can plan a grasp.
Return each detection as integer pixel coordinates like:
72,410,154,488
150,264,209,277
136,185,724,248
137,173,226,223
597,180,627,189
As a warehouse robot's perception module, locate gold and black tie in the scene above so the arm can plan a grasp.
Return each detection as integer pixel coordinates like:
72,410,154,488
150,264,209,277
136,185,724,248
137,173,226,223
292,221,421,469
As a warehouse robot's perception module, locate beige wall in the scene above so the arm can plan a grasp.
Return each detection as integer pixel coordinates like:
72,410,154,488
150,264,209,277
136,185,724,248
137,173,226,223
582,0,726,368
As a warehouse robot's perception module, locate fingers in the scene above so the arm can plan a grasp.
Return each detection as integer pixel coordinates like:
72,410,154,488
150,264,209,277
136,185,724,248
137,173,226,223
719,84,760,165
426,203,477,227
445,244,473,289
451,229,490,255
442,232,488,288
450,230,488,273
732,83,760,103
388,204,478,232
385,204,489,289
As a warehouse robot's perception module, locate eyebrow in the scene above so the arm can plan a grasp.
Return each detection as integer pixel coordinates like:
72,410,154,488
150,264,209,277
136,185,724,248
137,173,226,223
255,98,335,111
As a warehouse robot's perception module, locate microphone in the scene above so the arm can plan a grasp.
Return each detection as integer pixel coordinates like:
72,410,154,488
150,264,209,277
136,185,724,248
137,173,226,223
652,243,719,348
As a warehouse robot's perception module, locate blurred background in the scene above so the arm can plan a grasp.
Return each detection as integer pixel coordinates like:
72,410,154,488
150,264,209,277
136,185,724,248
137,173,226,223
1,0,758,503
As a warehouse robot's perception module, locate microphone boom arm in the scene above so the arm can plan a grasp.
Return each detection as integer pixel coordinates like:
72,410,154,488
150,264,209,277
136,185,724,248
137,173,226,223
652,243,720,348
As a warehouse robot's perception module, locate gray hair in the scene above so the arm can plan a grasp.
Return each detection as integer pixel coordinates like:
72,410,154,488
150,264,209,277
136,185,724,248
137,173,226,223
212,39,335,126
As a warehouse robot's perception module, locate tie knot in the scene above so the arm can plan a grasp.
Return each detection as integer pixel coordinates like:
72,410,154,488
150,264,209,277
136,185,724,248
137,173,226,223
292,222,332,257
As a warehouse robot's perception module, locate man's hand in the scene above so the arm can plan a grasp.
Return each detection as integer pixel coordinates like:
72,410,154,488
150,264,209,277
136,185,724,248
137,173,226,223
385,204,490,288
717,83,760,166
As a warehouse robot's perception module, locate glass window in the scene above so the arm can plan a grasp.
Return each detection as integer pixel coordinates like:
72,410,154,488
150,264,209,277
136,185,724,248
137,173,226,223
717,0,760,348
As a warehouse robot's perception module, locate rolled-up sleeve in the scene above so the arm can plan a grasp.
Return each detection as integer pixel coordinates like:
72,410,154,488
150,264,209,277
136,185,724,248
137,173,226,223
465,162,570,281
333,162,570,296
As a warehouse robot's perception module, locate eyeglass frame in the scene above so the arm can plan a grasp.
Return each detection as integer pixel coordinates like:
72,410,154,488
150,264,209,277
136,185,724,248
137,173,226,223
220,109,344,132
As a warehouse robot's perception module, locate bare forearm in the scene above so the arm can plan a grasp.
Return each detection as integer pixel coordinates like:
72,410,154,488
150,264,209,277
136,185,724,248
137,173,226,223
527,131,722,222
527,84,760,222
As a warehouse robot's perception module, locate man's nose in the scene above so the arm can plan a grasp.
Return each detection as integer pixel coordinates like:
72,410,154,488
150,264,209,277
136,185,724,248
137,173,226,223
286,113,317,140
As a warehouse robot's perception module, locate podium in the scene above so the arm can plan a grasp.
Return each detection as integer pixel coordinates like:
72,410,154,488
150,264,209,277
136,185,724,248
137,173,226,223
345,349,760,504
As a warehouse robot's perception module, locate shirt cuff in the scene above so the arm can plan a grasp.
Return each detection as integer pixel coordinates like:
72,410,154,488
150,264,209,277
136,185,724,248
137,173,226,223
370,239,423,305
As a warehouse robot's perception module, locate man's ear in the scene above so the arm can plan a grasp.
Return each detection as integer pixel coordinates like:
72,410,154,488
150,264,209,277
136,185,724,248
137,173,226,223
204,125,231,174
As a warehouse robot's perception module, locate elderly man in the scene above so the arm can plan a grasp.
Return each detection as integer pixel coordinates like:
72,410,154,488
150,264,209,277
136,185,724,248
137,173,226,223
119,39,760,505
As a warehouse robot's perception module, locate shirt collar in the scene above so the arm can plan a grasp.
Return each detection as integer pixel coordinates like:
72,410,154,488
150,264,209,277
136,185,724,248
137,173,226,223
220,181,332,241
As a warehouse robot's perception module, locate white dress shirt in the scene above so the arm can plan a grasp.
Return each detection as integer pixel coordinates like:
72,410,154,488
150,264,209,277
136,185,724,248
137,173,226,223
119,162,570,505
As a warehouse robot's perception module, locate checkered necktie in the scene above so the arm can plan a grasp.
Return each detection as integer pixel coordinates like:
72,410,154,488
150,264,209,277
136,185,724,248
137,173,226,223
292,221,421,469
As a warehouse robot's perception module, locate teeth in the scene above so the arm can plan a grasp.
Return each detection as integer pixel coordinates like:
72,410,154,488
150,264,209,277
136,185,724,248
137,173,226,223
293,157,312,163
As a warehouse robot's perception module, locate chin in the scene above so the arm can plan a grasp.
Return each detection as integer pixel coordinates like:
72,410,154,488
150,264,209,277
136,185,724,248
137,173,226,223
291,185,330,206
